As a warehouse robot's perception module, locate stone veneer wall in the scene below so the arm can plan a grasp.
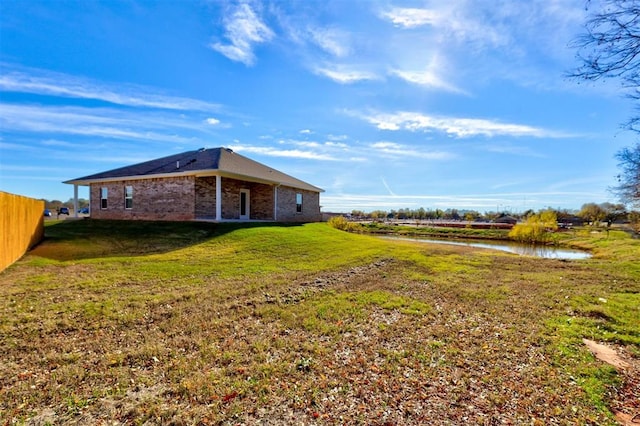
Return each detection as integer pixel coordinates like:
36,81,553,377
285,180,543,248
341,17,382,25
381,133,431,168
90,176,196,221
276,186,321,222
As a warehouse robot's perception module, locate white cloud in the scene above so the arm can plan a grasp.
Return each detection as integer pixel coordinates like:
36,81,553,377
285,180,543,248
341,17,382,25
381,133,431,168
210,2,274,66
390,69,461,93
228,144,339,161
356,111,563,138
313,66,379,84
381,4,507,48
389,53,469,94
372,141,401,150
41,139,78,148
308,26,350,57
484,143,545,157
291,140,321,148
0,104,201,143
0,66,221,111
205,117,221,125
299,129,312,134
381,7,440,28
325,141,348,148
370,141,452,160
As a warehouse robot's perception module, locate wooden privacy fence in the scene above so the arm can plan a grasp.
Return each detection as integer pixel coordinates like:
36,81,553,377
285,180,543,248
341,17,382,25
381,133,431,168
0,191,44,272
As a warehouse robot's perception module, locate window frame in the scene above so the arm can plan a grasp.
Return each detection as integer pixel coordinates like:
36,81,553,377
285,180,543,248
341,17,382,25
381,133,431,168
124,185,133,209
100,187,108,209
296,193,303,213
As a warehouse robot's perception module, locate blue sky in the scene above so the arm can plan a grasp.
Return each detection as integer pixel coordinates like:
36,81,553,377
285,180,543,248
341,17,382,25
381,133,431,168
0,0,635,213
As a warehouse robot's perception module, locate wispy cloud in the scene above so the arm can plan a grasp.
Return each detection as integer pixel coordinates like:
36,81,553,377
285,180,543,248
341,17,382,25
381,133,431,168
228,144,339,161
0,65,221,111
307,26,351,57
0,104,203,143
390,68,467,94
353,110,563,138
313,65,379,84
484,143,545,157
380,4,507,48
377,2,585,91
210,2,274,66
325,141,348,149
381,176,396,196
40,139,79,148
286,140,321,148
371,141,452,160
381,7,440,29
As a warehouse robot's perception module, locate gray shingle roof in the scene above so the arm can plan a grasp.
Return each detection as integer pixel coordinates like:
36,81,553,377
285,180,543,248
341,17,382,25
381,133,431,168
64,147,323,192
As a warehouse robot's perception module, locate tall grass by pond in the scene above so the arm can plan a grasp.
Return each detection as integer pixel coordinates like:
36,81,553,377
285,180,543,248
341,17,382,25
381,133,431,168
1,220,638,424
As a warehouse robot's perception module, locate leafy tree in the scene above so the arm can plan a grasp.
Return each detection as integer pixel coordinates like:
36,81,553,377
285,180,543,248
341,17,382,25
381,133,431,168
509,209,558,243
600,202,628,222
570,0,640,205
464,211,480,222
538,209,559,230
444,209,460,220
579,202,607,224
369,210,387,220
46,199,64,210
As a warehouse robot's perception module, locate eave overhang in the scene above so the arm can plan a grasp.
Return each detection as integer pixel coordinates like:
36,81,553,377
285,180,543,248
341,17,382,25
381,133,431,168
64,170,324,193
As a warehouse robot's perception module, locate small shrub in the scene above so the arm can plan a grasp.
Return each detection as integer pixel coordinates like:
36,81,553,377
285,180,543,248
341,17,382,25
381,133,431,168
327,216,357,232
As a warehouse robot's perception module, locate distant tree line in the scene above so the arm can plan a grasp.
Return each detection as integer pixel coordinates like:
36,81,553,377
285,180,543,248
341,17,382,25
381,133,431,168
347,202,639,230
41,198,90,211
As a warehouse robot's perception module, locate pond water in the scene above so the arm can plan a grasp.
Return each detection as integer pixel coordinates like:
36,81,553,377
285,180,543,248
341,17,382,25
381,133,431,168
381,236,592,260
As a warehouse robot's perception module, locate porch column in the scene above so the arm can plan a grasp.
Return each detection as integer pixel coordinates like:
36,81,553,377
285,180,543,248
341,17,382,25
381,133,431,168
215,175,222,221
73,185,78,218
274,185,279,221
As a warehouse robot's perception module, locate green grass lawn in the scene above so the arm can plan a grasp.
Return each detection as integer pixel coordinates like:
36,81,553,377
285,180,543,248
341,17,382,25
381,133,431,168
1,220,638,424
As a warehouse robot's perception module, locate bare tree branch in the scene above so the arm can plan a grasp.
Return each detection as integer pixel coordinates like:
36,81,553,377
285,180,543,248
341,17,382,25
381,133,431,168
570,0,640,205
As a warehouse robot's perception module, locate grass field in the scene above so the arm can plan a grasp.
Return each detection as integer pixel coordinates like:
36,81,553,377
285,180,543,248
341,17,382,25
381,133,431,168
1,220,638,424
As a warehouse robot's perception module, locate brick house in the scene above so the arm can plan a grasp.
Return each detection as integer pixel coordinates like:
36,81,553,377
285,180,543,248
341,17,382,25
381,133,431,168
64,147,323,222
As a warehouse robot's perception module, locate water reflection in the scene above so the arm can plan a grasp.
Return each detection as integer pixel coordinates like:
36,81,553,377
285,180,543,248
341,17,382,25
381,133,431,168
381,236,591,260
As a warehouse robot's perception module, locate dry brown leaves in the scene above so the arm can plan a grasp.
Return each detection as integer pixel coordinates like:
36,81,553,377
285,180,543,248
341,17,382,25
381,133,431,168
1,256,638,425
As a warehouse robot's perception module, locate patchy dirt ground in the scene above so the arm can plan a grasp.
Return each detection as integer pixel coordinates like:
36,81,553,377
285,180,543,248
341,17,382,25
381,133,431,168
2,253,639,425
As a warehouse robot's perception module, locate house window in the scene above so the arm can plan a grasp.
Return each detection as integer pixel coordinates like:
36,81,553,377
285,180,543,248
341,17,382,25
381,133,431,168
296,193,303,213
124,185,133,209
101,187,108,209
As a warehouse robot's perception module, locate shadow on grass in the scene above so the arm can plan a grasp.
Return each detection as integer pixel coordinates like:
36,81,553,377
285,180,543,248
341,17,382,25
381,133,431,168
30,219,305,261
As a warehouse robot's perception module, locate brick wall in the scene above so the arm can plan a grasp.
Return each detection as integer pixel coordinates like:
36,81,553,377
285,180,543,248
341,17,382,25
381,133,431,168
87,176,321,222
276,186,321,222
219,178,274,220
195,177,216,218
90,176,196,221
